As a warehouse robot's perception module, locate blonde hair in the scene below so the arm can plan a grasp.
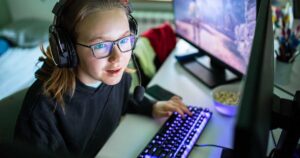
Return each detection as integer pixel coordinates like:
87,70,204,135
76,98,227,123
37,0,134,110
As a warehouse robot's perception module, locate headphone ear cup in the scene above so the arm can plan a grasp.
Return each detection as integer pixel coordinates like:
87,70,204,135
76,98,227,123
49,26,77,68
59,28,78,68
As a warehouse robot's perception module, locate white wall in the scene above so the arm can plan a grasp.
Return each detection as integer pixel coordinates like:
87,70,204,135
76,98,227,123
5,0,172,22
6,0,57,22
0,0,11,27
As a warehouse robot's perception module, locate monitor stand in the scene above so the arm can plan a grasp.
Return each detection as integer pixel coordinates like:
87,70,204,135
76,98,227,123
176,53,241,88
269,92,300,158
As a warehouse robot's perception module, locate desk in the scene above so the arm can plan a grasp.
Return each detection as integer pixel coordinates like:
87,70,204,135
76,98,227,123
97,40,292,158
274,19,300,96
274,55,300,96
97,40,235,158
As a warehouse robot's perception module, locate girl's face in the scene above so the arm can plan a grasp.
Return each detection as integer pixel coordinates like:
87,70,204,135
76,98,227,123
75,8,132,85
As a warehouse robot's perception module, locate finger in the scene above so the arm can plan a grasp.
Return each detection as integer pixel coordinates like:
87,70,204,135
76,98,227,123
171,95,182,101
171,99,193,116
157,111,172,118
164,104,185,118
179,104,193,116
153,110,169,118
172,105,186,118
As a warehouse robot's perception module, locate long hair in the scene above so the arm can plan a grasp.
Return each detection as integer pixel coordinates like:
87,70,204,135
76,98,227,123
36,0,133,110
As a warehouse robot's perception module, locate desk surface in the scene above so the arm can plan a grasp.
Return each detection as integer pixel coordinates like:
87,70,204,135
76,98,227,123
97,40,236,158
274,55,300,96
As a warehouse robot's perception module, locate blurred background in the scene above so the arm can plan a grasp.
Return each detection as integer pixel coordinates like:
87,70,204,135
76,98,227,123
0,0,174,33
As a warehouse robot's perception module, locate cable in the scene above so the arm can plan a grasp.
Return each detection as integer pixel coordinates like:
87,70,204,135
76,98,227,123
271,130,277,147
194,144,232,150
131,53,142,87
274,84,294,97
131,53,145,102
268,148,276,158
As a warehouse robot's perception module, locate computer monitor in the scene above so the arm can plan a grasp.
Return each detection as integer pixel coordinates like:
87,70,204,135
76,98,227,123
225,0,274,157
293,0,300,19
173,0,257,88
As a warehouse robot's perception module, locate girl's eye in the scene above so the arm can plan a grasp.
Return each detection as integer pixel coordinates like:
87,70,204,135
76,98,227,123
120,38,128,44
94,43,107,49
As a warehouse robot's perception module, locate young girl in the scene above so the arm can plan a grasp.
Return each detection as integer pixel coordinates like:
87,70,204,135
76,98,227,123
13,0,191,157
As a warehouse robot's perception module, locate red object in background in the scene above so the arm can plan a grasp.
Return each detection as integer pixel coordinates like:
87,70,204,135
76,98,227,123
120,0,129,4
120,0,129,7
141,22,177,64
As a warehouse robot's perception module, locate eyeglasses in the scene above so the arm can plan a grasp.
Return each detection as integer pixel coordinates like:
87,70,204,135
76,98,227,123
76,35,137,59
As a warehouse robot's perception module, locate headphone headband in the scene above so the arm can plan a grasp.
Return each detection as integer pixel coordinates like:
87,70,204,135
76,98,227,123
52,0,67,25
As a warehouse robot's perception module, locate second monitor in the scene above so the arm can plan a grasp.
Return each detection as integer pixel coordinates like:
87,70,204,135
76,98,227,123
173,0,257,88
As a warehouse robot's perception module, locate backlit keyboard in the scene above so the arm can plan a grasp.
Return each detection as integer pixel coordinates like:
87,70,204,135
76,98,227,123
138,106,212,158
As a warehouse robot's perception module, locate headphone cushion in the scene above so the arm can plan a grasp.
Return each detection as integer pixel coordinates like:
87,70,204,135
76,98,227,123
49,27,77,68
59,28,77,67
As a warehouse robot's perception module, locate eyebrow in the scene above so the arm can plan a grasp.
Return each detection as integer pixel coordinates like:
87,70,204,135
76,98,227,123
88,30,131,43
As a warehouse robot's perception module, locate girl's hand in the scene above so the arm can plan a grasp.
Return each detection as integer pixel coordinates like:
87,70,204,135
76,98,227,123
152,96,192,119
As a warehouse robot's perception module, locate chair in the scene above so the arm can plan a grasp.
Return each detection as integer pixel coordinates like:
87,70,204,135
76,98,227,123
0,88,28,143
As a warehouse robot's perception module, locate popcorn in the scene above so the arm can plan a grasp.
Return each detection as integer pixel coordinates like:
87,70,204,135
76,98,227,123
213,90,240,106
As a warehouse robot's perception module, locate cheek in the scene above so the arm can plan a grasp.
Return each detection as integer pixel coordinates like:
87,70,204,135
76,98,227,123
122,52,132,66
76,48,92,63
90,59,106,71
77,48,105,71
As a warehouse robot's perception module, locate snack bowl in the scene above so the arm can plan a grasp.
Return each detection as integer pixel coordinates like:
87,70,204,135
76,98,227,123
212,83,241,117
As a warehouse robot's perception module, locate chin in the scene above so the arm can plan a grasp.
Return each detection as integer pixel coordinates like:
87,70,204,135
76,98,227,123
101,74,123,85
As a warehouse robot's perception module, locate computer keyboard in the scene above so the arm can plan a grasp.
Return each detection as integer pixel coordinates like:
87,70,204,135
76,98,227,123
138,106,212,158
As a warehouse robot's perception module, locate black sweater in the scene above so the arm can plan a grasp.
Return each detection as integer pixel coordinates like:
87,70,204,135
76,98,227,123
14,73,154,158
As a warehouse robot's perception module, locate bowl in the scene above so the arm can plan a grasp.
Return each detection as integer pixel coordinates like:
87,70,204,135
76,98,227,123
212,83,241,117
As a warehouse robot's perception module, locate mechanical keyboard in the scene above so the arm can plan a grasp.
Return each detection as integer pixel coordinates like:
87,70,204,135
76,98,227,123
138,106,212,158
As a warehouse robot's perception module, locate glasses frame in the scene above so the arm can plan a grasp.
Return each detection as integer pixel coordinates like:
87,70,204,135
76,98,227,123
76,34,137,59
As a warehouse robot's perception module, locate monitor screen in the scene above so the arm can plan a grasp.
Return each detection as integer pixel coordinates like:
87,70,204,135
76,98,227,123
174,0,256,75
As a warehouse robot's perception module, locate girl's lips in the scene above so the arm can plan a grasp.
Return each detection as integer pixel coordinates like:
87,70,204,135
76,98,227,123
106,68,122,75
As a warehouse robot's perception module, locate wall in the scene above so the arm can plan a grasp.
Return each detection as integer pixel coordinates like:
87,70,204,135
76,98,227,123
3,0,173,33
6,0,56,22
131,1,173,33
0,0,12,27
5,0,172,22
132,1,172,12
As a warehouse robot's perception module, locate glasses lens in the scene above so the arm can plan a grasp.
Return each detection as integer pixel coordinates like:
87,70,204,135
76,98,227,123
118,35,135,52
92,42,113,58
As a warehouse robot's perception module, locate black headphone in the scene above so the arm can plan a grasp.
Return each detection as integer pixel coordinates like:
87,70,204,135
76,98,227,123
49,0,138,68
